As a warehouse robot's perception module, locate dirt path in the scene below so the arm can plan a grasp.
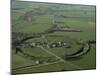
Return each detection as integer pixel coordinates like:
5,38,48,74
13,61,61,71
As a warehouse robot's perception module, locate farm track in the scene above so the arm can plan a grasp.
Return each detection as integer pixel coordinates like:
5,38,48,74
12,44,84,71
12,60,62,71
39,46,66,62
12,30,94,72
12,1,96,74
13,41,92,71
39,46,83,69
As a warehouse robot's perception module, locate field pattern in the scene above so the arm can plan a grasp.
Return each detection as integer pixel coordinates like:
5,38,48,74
11,0,96,74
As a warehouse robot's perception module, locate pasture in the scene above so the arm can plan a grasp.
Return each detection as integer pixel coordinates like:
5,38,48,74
11,0,96,74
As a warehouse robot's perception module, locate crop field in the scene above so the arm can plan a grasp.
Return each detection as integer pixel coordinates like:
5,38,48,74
11,0,96,74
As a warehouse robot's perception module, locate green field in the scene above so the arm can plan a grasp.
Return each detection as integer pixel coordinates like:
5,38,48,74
12,0,96,74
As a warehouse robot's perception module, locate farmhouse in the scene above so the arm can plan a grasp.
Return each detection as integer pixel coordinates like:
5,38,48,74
35,60,43,64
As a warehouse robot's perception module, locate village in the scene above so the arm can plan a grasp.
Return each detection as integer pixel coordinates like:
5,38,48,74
12,0,96,74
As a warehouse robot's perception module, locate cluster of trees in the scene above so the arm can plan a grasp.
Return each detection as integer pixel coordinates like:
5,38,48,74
88,40,96,44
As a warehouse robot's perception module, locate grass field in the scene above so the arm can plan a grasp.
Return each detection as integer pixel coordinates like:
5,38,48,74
11,0,96,74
